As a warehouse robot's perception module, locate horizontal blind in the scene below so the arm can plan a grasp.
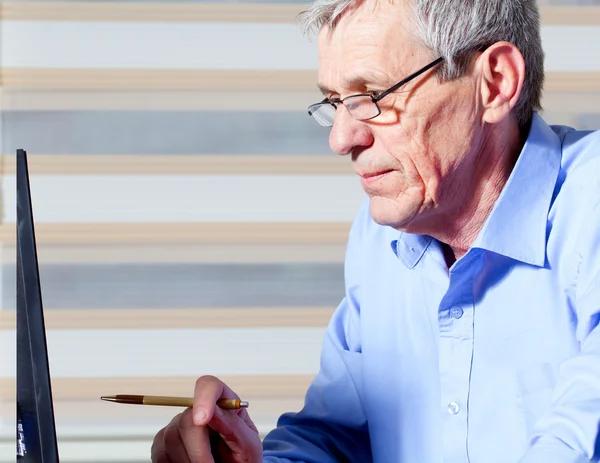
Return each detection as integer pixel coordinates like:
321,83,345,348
1,1,599,460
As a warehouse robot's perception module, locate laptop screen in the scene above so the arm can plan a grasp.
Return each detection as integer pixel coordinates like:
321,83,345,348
16,149,60,462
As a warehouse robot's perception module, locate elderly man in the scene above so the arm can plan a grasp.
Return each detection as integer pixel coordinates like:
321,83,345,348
151,0,600,461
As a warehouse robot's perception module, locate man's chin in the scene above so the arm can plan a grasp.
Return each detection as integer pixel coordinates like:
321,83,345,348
368,198,416,231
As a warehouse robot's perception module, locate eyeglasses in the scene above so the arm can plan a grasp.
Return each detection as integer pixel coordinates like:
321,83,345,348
308,57,444,127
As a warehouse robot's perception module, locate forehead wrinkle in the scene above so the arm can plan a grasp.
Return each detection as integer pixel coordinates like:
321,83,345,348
318,67,396,98
342,67,392,90
317,1,419,96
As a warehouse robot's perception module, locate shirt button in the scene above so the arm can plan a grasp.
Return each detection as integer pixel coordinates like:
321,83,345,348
450,306,464,319
447,402,460,415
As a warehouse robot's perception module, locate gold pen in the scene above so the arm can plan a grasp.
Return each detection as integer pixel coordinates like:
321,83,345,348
101,394,249,410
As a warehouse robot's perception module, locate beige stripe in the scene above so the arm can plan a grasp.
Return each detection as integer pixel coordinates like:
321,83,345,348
544,73,600,92
0,154,351,175
0,375,313,400
540,6,600,25
0,222,351,245
1,3,598,25
1,69,599,92
0,1,307,23
541,91,600,114
0,243,346,264
0,69,318,90
0,89,318,111
0,307,335,331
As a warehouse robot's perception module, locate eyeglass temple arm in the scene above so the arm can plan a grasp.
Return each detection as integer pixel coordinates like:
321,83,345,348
375,57,445,101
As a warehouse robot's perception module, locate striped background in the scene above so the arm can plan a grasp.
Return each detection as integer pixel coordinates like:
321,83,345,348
0,1,599,461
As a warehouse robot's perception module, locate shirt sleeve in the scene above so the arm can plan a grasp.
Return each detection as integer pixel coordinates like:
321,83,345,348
261,199,372,463
519,199,600,463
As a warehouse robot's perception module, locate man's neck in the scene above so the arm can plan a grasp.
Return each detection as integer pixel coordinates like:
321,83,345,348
427,120,525,266
437,171,507,266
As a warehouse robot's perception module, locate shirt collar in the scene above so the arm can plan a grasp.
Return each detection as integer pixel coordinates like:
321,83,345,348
472,113,561,266
392,113,562,268
392,233,433,269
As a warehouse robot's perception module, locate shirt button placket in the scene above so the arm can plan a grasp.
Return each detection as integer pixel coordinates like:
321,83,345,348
439,301,473,462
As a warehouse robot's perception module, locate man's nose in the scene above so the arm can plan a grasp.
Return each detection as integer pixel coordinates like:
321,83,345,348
328,107,374,156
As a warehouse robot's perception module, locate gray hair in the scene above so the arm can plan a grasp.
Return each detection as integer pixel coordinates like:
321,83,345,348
299,0,544,130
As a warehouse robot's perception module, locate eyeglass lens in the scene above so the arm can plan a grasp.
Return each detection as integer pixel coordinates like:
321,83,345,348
310,95,380,127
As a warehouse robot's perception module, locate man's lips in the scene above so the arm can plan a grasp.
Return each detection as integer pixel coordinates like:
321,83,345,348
358,169,394,185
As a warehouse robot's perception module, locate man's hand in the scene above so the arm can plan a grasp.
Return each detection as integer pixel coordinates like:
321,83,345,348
151,375,263,463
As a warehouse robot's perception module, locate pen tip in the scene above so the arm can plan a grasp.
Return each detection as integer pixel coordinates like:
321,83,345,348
101,396,117,402
239,401,249,408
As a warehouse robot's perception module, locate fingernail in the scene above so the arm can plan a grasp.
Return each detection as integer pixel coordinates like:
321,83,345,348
194,409,206,424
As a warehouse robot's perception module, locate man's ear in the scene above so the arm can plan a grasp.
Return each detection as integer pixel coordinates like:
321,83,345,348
478,41,525,125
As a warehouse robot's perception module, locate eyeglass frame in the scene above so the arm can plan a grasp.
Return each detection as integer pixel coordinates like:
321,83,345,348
307,56,445,125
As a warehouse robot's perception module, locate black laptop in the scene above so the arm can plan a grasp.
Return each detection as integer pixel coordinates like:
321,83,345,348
16,149,60,462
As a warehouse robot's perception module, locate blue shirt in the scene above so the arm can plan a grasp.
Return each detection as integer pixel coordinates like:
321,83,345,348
262,113,600,463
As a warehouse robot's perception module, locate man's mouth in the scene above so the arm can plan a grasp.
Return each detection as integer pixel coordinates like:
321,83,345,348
359,169,394,185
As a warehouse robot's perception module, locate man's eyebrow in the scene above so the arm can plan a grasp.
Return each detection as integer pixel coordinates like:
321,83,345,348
317,75,382,97
343,76,372,89
317,84,332,96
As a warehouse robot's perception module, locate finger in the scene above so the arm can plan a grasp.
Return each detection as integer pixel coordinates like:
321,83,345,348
177,408,215,463
235,407,259,434
151,427,172,463
192,376,260,458
212,433,234,460
162,414,192,463
206,404,260,455
153,451,172,463
209,428,231,458
193,375,239,425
